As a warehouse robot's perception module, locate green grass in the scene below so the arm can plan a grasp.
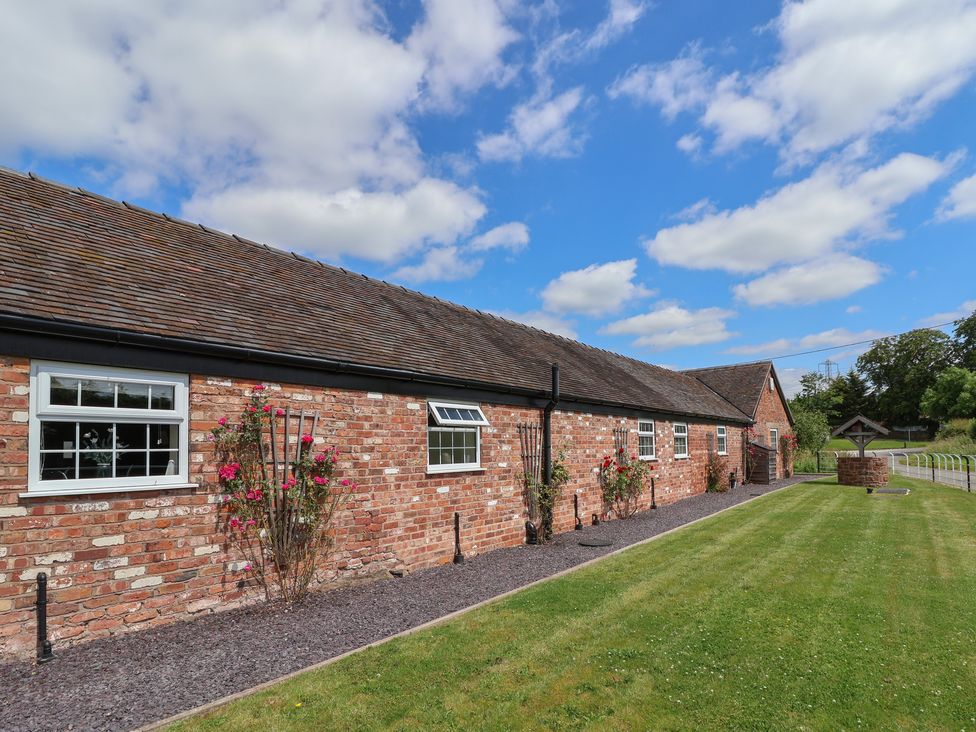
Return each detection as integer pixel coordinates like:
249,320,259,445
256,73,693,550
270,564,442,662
825,438,929,451
171,476,976,732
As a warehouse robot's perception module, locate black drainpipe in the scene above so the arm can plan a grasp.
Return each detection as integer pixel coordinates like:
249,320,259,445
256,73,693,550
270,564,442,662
543,363,560,485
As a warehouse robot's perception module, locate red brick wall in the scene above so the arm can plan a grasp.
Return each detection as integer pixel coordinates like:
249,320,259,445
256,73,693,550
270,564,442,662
752,373,793,479
0,355,743,657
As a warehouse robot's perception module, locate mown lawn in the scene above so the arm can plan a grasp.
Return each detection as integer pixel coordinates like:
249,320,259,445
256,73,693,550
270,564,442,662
171,476,976,731
824,438,929,451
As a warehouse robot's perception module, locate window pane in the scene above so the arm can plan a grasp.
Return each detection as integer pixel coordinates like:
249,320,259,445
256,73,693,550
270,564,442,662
149,451,179,476
446,408,462,420
464,448,477,464
639,435,654,456
453,448,466,464
441,449,454,465
116,422,148,450
118,382,150,409
41,422,76,451
428,446,442,465
436,407,450,421
80,380,115,408
40,452,76,481
150,423,178,450
79,423,114,452
151,385,175,410
463,430,476,448
428,430,441,449
50,377,79,406
117,451,149,478
639,420,653,433
79,452,113,479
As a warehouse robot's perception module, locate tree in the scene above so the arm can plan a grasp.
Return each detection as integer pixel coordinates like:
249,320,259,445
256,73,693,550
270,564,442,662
856,330,954,427
953,309,976,371
790,371,841,422
790,404,831,452
832,370,876,423
920,366,976,422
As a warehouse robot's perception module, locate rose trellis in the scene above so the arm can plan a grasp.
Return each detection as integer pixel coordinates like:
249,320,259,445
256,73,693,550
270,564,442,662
211,385,356,602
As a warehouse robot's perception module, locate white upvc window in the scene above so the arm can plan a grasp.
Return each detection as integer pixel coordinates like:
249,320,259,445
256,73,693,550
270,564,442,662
717,425,727,455
770,428,779,449
28,362,190,495
426,401,489,473
673,423,689,459
637,420,656,460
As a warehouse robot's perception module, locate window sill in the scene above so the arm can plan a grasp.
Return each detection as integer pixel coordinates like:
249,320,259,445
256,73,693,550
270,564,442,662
426,466,486,476
638,456,658,462
20,482,199,499
717,452,728,456
674,455,690,460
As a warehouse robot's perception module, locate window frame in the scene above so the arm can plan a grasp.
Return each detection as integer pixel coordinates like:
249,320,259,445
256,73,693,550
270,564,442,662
770,428,779,450
716,425,727,455
28,361,191,495
637,419,656,460
673,422,689,459
426,401,487,474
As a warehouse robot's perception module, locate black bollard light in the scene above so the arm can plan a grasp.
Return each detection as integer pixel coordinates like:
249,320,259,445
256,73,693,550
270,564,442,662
729,470,736,491
650,476,657,510
453,512,464,564
525,520,538,545
591,512,600,526
574,494,583,530
36,572,54,663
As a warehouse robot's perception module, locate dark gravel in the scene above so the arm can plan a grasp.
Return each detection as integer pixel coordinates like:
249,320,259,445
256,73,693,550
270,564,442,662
0,476,813,732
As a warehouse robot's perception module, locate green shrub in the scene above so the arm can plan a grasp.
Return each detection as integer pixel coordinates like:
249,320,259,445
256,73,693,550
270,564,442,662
792,450,819,473
969,418,976,441
936,418,972,440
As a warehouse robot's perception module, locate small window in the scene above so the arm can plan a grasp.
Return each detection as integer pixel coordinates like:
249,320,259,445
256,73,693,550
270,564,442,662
637,420,656,460
769,376,775,391
29,362,189,493
427,402,487,472
716,426,727,455
427,401,490,427
673,423,689,459
770,428,779,449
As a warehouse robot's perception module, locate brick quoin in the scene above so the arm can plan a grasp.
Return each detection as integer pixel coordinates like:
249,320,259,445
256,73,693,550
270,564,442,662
0,355,753,657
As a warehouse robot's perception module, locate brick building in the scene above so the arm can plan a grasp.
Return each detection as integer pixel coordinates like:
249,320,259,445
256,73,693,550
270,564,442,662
0,168,793,658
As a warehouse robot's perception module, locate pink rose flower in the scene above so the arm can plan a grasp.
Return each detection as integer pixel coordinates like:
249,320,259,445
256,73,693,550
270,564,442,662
341,479,350,487
246,518,256,527
229,517,241,529
218,417,228,426
314,453,327,464
301,434,314,445
276,408,285,417
262,405,272,413
253,384,266,392
244,562,252,572
218,463,240,481
313,476,327,485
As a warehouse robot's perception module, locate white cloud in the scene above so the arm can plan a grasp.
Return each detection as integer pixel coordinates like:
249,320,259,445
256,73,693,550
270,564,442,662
676,133,703,155
608,44,711,120
408,0,519,110
920,299,976,326
585,0,648,52
733,255,884,306
492,309,578,339
670,197,715,222
469,221,530,251
619,0,976,161
726,327,887,356
0,2,522,266
936,173,976,221
647,153,953,273
602,302,737,350
541,259,652,317
391,246,483,283
777,367,805,398
846,305,862,314
184,178,486,263
477,87,586,163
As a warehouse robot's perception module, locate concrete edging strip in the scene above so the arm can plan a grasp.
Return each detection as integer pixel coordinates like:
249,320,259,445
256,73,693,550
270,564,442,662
136,481,803,731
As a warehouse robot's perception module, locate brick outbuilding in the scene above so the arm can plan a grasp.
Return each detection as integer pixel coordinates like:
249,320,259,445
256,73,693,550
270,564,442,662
0,168,793,657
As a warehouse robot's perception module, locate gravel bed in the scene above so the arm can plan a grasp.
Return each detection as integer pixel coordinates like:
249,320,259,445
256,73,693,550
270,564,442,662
0,476,813,732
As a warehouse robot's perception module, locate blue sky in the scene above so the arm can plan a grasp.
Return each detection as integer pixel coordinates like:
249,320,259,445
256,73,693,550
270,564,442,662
2,1,975,394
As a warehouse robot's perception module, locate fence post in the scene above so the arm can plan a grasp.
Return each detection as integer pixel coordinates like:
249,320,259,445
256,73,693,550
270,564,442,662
931,455,936,483
816,451,821,473
966,456,971,493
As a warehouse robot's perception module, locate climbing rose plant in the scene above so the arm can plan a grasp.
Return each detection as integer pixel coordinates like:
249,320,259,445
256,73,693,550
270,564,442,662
211,385,357,602
598,448,652,519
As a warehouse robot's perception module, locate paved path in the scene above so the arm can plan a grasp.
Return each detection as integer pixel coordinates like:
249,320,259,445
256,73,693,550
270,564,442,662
0,475,814,732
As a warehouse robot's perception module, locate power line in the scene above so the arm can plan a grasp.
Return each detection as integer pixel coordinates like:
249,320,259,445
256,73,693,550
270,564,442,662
735,320,959,364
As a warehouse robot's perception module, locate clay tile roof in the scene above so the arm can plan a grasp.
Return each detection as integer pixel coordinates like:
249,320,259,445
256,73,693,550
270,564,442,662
682,361,774,420
0,167,751,422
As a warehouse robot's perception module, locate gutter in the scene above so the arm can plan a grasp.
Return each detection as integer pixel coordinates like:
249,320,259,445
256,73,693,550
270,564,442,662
543,363,560,485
